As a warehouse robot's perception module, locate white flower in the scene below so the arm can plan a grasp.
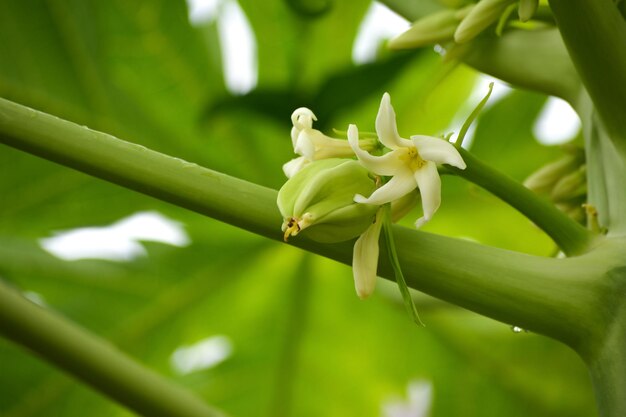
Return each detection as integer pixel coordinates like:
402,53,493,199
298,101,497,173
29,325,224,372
284,107,376,178
348,93,466,227
352,207,384,299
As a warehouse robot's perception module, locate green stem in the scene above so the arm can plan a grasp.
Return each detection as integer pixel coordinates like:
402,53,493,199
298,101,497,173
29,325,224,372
382,205,424,326
0,97,280,239
548,0,626,159
0,280,223,417
589,317,626,417
0,97,610,348
444,148,594,256
456,81,493,148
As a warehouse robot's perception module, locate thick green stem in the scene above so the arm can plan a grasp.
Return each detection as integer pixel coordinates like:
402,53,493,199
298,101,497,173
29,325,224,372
584,262,626,417
549,0,626,158
0,280,223,417
0,97,611,349
445,148,594,256
0,98,280,239
589,316,626,417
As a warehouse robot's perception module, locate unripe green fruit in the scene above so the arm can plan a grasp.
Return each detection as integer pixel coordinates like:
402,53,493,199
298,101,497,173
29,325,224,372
277,158,378,243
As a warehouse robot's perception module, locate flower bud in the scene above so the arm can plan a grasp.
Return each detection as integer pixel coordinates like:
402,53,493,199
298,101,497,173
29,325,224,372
277,158,379,243
389,5,473,50
551,165,587,203
523,150,584,194
518,0,538,22
454,0,516,44
286,108,377,178
556,202,586,224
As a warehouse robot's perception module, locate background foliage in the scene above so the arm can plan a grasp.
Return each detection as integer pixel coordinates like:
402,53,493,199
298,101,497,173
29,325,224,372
0,0,596,416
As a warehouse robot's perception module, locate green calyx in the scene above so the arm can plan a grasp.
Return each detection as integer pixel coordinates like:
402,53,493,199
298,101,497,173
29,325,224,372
277,159,379,243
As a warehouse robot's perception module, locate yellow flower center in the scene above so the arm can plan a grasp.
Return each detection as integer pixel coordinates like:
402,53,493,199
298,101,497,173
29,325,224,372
402,146,426,171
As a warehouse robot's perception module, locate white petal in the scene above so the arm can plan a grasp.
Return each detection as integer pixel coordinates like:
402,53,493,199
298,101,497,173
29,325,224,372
294,130,316,160
411,135,466,169
348,124,404,176
375,93,413,150
305,129,354,159
291,107,316,130
355,169,416,205
290,126,299,149
282,157,309,178
352,209,383,299
414,161,441,228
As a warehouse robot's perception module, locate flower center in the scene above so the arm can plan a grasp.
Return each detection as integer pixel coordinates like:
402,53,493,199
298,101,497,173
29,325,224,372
405,146,426,171
283,217,300,241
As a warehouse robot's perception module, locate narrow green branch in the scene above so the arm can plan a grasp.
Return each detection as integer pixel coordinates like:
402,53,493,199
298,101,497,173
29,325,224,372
456,81,493,148
445,148,594,256
0,280,223,417
382,204,424,326
0,97,610,349
548,0,626,158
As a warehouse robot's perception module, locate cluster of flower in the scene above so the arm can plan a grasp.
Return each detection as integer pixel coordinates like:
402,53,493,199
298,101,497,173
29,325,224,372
390,0,540,51
277,94,466,299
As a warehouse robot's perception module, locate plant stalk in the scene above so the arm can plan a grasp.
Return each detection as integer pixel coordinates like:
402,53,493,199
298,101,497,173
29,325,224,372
584,262,626,417
445,148,593,256
549,0,626,159
0,280,224,417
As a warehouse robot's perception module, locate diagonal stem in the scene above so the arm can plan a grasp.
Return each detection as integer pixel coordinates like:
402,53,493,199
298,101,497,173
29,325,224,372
444,148,594,256
0,279,224,417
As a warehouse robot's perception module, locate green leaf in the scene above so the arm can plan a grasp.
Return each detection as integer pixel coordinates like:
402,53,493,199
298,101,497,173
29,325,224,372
0,1,602,416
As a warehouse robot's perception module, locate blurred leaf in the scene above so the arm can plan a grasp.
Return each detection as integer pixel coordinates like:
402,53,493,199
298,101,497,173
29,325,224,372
204,51,418,127
0,0,598,416
238,0,371,89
